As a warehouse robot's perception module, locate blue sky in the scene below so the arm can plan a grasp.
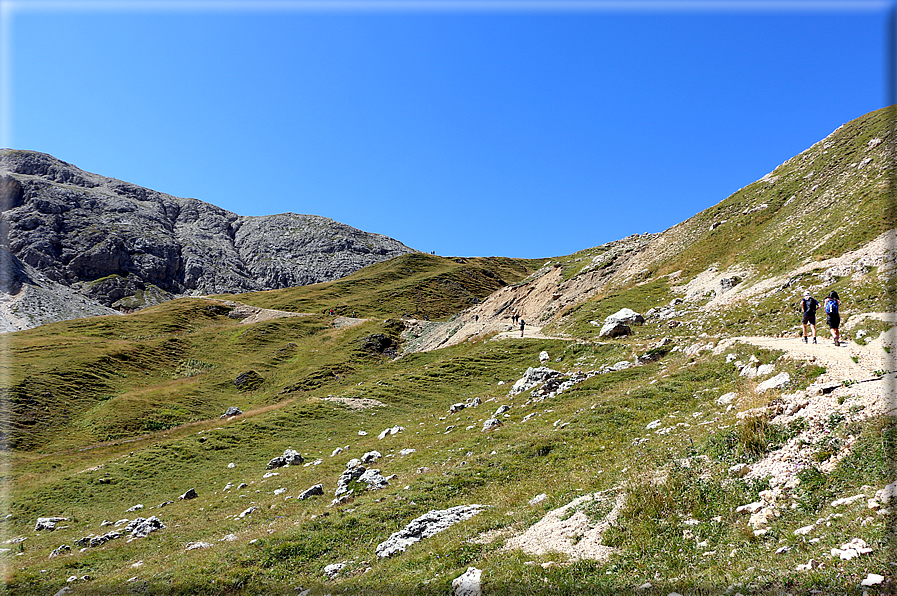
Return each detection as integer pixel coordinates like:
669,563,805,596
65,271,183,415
2,1,892,258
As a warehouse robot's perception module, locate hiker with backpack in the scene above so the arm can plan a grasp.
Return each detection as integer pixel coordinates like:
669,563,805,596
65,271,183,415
519,318,526,338
824,290,841,346
797,290,819,343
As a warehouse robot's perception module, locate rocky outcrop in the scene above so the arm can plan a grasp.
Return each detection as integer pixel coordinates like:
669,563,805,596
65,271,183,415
0,149,416,325
375,505,485,558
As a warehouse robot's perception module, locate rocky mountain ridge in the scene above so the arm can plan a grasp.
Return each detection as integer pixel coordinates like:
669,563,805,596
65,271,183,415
0,149,416,325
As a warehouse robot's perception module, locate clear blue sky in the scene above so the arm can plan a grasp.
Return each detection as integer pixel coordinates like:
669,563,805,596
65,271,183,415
3,1,892,258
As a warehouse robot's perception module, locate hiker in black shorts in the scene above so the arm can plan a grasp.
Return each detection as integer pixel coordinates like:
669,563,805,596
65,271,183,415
824,290,841,346
797,290,819,343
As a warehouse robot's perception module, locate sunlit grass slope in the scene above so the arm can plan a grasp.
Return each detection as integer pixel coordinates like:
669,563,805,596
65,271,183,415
218,253,545,320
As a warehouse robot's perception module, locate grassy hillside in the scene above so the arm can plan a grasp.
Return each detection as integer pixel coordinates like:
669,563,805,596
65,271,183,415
3,107,895,595
218,253,546,320
611,105,893,283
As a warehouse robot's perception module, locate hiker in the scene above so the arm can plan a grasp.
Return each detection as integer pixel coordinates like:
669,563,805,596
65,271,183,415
474,314,479,323
797,291,819,343
519,318,525,338
824,290,841,346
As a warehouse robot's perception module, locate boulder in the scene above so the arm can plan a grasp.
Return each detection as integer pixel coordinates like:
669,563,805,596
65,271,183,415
125,516,165,538
220,406,242,418
267,448,305,469
482,418,503,432
599,322,631,338
335,461,366,497
452,566,483,596
604,308,645,327
755,373,790,393
297,484,324,500
48,544,70,559
539,351,550,363
34,517,67,532
358,468,390,491
178,488,198,501
361,451,382,464
377,425,405,440
375,505,485,558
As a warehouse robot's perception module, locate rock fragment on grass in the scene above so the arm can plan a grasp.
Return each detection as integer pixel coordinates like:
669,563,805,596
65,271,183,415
34,517,67,532
378,425,405,439
49,544,70,558
323,563,345,579
297,484,324,500
267,448,304,469
861,573,885,586
179,488,198,500
452,566,482,596
376,505,485,558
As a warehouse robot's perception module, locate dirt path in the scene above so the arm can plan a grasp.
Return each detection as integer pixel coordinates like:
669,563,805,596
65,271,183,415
492,325,569,342
733,334,894,385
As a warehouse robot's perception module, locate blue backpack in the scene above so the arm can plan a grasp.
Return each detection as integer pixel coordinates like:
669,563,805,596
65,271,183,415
825,300,839,315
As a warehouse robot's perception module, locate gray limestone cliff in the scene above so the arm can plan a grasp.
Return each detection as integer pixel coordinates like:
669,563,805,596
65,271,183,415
0,149,416,325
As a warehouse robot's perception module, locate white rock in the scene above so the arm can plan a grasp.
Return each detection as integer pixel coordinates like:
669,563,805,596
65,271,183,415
185,541,213,551
539,351,550,363
716,392,737,406
729,463,750,478
794,525,815,536
831,494,866,507
755,372,790,393
378,425,405,440
399,449,416,456
861,573,885,586
323,562,345,579
125,504,144,513
227,463,235,469
528,493,548,506
331,447,344,457
237,507,257,519
358,431,368,436
756,364,775,376
646,419,662,430
452,566,482,596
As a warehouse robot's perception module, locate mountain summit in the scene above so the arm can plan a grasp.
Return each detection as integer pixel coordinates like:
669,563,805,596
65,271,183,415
0,149,415,328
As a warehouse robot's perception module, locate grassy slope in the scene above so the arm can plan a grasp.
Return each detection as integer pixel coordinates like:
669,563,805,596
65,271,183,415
3,108,895,595
218,253,546,320
614,105,892,282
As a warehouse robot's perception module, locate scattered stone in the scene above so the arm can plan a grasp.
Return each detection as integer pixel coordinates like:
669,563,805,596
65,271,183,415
716,392,737,406
34,517,67,532
861,573,885,586
794,525,815,536
220,406,242,418
238,507,257,519
297,484,324,500
179,488,198,501
831,538,873,560
323,563,345,579
604,308,645,327
335,460,367,497
331,447,344,457
358,431,368,436
528,494,548,506
358,469,390,491
361,451,382,464
795,558,821,571
482,418,502,432
757,364,775,376
599,322,632,338
612,361,632,371
126,504,144,513
508,367,564,396
263,472,279,479
452,566,482,596
185,541,213,551
237,483,248,490
755,372,790,393
158,501,174,508
378,425,405,440
376,505,485,558
220,534,238,542
399,448,416,456
273,488,286,495
267,448,305,469
831,494,865,507
48,544,70,559
539,351,550,363
227,462,235,468
875,480,897,505
125,517,165,538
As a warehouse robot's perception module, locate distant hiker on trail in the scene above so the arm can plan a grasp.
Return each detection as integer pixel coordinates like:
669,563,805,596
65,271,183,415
797,291,819,343
474,314,479,323
519,318,525,337
824,290,841,346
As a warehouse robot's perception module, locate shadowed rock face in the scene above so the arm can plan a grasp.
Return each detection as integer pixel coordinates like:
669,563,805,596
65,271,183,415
0,149,416,309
